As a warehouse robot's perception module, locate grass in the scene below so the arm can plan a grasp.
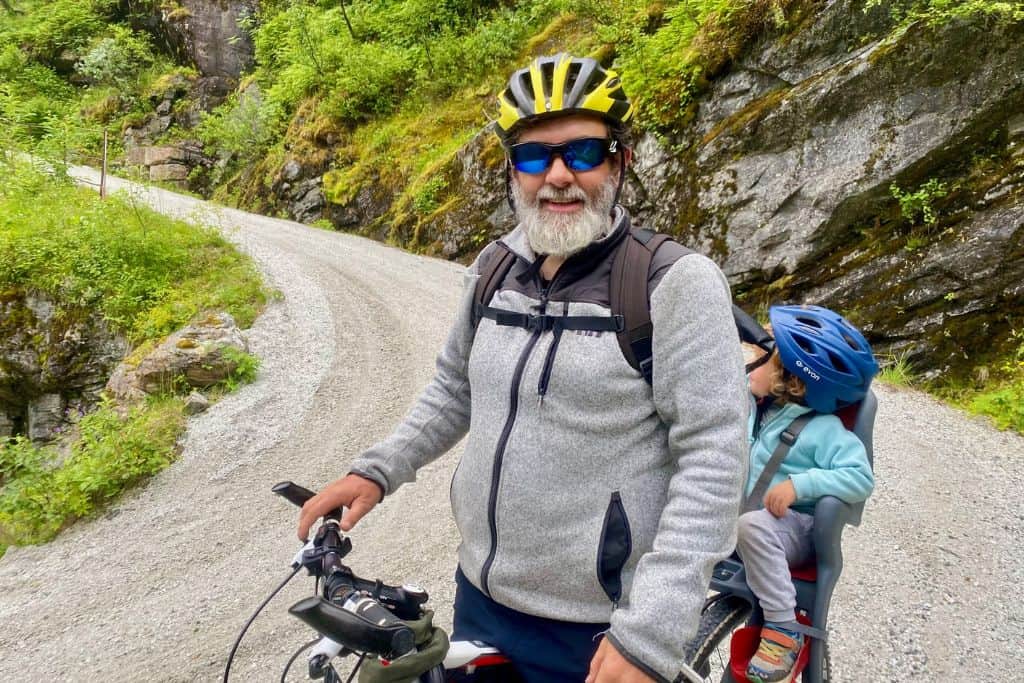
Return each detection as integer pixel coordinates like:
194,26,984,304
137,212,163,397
0,396,185,558
877,350,916,387
0,351,262,561
0,158,267,342
878,345,1024,435
968,381,1024,432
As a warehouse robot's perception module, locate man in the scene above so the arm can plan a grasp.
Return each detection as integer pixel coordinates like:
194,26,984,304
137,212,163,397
298,53,748,683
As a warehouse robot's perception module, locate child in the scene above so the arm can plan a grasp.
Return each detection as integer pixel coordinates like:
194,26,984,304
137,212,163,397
739,305,878,683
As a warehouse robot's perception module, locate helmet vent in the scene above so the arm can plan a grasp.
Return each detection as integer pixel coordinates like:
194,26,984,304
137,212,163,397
540,62,554,101
517,72,533,104
565,63,582,91
794,335,817,354
827,350,851,375
842,333,862,350
582,69,604,98
797,316,823,329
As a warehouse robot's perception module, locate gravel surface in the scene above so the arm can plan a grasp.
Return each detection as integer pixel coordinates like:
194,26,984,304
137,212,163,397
0,172,1021,681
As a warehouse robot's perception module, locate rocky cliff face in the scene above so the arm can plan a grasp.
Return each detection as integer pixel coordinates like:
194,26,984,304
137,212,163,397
162,0,257,84
0,291,127,441
122,1,259,171
400,2,1024,379
634,2,1024,378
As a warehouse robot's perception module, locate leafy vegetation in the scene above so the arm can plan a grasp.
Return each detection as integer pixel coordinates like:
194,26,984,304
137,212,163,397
890,178,949,227
962,327,1024,432
0,397,185,558
866,0,1024,26
0,160,267,342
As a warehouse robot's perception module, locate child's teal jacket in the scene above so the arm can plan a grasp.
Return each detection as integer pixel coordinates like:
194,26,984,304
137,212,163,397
746,397,875,515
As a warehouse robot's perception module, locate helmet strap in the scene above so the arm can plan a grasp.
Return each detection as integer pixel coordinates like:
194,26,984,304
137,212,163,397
612,142,626,206
745,346,776,375
504,159,515,211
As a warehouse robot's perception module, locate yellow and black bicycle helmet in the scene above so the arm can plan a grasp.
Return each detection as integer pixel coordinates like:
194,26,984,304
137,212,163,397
495,53,634,146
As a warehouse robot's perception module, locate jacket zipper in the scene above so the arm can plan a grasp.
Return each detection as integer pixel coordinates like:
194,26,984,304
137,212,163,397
479,282,554,596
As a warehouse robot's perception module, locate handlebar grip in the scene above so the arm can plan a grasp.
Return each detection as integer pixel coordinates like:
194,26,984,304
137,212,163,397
273,481,344,522
272,481,316,508
288,596,416,660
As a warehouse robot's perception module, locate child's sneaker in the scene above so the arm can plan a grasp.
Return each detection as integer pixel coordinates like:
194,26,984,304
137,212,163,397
746,622,804,683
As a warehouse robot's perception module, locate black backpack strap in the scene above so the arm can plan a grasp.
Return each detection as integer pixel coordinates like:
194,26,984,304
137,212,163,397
610,228,691,385
742,413,815,513
472,243,517,328
477,306,623,333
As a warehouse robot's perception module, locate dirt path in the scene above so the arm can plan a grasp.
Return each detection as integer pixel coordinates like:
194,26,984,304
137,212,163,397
0,174,1020,681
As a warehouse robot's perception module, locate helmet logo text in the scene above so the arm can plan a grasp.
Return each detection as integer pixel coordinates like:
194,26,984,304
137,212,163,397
795,359,820,382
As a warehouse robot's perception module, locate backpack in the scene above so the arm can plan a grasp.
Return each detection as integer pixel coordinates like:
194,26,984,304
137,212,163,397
471,228,772,385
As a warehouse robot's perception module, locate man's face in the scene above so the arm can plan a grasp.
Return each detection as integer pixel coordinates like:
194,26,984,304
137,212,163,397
509,115,625,258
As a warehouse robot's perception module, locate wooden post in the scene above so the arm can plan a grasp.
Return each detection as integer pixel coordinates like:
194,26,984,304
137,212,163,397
100,128,108,199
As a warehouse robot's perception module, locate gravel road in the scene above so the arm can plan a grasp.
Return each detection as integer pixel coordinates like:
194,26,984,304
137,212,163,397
0,171,1020,682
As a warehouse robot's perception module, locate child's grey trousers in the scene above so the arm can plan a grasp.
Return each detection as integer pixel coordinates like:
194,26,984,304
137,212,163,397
735,508,816,623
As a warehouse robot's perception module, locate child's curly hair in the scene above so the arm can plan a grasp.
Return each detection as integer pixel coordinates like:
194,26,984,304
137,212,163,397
748,323,807,405
763,350,807,406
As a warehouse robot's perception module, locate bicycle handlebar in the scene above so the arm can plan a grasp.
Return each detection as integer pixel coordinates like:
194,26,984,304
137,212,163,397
289,596,416,661
272,481,429,663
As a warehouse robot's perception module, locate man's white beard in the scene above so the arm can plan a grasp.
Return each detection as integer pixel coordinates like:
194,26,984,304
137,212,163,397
513,177,617,257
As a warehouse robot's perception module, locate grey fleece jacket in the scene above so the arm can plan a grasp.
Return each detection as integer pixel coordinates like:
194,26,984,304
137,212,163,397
350,208,748,682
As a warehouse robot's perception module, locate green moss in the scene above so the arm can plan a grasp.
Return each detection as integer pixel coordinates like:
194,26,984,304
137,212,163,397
323,166,363,207
526,13,593,56
701,86,792,145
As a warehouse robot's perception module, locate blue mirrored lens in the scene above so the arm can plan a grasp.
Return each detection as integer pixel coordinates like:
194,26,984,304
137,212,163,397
511,143,553,174
564,138,607,171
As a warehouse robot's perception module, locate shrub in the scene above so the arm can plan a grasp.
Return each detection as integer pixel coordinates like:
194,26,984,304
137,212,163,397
75,26,153,89
890,178,948,226
197,87,284,162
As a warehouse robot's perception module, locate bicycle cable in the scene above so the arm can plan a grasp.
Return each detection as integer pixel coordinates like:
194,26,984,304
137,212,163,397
224,564,303,683
281,635,321,683
344,653,367,683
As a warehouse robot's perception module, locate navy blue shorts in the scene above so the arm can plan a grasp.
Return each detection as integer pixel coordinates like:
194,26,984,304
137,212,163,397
452,567,610,683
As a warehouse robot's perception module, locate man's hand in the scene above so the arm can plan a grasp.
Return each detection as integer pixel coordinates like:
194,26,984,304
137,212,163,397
586,637,654,683
297,474,383,540
763,479,797,518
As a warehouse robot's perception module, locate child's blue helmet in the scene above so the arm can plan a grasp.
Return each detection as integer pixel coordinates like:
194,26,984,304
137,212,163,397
769,305,879,414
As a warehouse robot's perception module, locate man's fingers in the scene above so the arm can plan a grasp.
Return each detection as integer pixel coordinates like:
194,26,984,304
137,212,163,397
585,637,607,683
297,499,322,540
340,497,373,532
298,492,336,539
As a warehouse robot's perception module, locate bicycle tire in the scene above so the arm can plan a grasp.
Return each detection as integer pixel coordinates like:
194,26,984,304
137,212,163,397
682,596,752,683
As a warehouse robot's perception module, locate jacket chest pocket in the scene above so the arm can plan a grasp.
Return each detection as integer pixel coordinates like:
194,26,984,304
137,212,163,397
596,491,632,605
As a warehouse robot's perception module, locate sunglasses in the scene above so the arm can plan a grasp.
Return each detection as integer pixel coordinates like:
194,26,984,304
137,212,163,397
509,137,618,174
